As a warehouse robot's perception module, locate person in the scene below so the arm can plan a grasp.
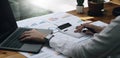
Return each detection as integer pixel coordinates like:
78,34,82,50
20,16,120,58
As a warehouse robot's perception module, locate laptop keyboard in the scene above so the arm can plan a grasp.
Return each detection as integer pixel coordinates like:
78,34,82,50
1,28,31,48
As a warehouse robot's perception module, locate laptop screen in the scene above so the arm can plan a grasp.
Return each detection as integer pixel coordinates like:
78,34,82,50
0,0,17,43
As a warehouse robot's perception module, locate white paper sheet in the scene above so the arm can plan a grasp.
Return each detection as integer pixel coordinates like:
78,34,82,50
17,16,58,33
43,12,83,26
19,47,68,58
29,47,67,58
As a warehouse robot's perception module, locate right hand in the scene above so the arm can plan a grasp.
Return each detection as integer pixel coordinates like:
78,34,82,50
74,23,104,35
20,29,47,43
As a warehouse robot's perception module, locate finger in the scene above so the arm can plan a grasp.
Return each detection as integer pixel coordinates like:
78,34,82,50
74,25,84,32
19,33,30,39
81,22,93,28
85,23,96,28
76,26,79,29
20,36,31,41
74,29,81,33
84,30,94,35
20,29,34,38
22,31,31,35
75,25,81,29
75,23,94,33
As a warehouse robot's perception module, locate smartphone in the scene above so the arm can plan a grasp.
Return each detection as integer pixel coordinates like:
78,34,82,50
57,23,85,38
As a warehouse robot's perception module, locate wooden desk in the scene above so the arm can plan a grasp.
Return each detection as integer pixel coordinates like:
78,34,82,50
0,50,26,58
68,2,120,24
0,2,120,58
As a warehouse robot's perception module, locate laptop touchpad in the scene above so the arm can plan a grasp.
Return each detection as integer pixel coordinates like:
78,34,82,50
20,44,42,52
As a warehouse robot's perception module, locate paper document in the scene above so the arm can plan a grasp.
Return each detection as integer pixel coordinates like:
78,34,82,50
43,12,83,26
17,16,58,33
19,47,67,58
17,12,108,58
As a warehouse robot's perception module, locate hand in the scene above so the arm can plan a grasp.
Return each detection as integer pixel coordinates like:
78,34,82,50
20,29,46,43
74,23,104,35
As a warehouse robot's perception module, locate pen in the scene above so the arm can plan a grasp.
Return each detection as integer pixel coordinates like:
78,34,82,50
83,27,97,33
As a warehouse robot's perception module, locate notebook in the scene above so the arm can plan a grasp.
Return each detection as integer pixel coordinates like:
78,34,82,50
0,0,52,53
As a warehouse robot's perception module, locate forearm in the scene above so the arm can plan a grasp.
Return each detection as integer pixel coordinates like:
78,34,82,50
70,16,120,58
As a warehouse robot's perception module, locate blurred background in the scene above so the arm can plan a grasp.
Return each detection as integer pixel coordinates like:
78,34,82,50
8,0,110,21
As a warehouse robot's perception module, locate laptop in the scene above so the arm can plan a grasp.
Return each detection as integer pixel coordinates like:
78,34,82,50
0,0,52,53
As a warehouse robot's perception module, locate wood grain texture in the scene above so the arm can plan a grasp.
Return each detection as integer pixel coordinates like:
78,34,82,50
0,50,26,58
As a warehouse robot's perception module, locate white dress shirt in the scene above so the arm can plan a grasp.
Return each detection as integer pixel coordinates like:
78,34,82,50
49,16,120,58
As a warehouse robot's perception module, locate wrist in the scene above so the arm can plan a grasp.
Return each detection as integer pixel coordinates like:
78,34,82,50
44,35,54,46
38,35,46,43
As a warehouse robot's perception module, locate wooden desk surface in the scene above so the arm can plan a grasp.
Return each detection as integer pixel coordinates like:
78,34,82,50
0,50,26,58
68,2,120,24
0,2,120,58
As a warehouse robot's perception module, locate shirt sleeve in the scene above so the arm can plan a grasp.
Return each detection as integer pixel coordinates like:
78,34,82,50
49,32,82,57
49,16,120,58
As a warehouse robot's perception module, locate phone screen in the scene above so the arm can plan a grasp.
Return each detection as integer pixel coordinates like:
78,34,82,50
58,23,72,30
